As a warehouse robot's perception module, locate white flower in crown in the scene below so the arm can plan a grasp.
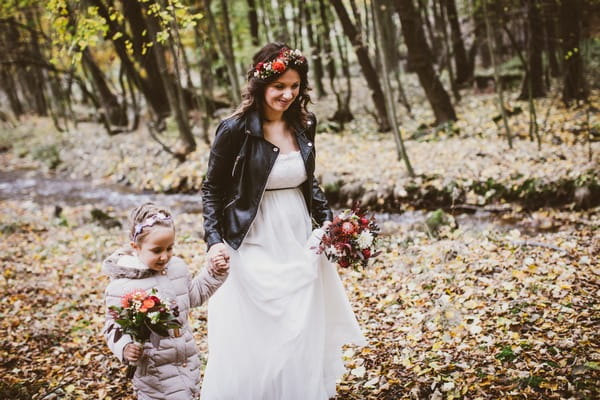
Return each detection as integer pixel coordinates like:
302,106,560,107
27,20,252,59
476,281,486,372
356,231,374,249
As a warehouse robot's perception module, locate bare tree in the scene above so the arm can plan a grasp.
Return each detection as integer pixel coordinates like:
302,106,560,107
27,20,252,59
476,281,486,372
330,0,391,131
394,0,456,125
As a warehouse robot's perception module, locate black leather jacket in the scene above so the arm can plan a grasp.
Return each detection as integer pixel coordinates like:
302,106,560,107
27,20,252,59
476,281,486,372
201,109,333,250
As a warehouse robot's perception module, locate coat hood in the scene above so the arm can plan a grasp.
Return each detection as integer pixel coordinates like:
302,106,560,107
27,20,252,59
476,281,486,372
102,246,157,280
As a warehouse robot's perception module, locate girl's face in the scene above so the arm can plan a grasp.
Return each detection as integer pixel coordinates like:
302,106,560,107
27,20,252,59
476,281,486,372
132,226,175,271
262,68,301,116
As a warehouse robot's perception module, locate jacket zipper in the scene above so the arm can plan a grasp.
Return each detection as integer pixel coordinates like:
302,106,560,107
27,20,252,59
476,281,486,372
231,155,241,177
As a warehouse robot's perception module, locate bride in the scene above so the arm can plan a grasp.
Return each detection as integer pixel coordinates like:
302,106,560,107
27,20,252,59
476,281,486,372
200,42,365,400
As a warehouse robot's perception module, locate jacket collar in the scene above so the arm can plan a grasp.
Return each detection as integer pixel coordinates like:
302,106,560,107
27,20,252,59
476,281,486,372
244,108,309,138
102,246,159,279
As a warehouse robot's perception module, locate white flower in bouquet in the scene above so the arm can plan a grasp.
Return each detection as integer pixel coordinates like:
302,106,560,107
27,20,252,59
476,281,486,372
327,245,343,257
356,231,374,249
148,311,160,324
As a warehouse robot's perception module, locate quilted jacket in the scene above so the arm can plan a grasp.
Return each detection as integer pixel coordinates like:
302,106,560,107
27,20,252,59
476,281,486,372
102,247,226,400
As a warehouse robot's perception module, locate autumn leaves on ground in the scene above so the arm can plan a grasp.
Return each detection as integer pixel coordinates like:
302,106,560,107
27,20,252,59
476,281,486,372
1,88,599,399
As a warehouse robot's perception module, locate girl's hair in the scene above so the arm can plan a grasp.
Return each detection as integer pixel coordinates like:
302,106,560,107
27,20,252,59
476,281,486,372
231,42,311,127
129,203,174,244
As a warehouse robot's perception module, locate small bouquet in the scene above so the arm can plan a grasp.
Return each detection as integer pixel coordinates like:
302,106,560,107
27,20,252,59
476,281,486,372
106,288,181,378
317,205,380,269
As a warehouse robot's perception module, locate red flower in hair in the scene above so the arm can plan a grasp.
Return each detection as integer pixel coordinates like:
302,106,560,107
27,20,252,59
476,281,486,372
272,60,286,73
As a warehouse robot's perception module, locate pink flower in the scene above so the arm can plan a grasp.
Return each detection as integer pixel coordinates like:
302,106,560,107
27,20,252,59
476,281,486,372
341,222,355,234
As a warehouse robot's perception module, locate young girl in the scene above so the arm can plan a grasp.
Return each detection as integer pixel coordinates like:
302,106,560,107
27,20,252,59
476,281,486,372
102,203,228,400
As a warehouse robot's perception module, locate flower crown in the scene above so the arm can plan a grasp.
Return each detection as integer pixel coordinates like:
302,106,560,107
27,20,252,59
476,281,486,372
133,213,172,241
253,48,307,80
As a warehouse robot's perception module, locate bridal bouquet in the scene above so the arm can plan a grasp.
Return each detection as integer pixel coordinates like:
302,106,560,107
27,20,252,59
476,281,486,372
106,288,181,378
317,205,380,269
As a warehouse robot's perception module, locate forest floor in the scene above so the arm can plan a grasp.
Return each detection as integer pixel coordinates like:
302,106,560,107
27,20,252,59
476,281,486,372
0,81,599,399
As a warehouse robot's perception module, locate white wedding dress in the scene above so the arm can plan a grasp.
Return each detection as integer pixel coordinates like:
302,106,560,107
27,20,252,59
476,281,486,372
200,150,366,400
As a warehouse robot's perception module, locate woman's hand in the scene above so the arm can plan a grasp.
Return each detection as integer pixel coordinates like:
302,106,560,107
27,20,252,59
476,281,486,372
124,342,143,363
321,220,332,231
208,243,230,276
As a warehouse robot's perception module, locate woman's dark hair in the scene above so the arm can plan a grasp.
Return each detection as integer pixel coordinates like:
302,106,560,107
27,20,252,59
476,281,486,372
231,42,311,126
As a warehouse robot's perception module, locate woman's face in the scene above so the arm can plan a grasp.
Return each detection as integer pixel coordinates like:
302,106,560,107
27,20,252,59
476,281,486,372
132,226,175,271
262,68,301,116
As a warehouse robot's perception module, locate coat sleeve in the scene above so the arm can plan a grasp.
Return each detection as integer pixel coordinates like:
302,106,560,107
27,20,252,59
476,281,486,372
103,282,133,363
201,119,239,249
188,264,228,308
308,114,333,225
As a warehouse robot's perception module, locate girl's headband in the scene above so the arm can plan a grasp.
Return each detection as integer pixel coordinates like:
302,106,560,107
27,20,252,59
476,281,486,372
253,48,306,80
133,213,172,241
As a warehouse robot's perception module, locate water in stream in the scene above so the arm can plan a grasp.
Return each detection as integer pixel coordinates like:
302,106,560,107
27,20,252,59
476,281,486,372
0,169,512,233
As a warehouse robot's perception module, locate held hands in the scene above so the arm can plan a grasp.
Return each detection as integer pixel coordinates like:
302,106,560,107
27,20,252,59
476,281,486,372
124,342,143,363
207,243,230,277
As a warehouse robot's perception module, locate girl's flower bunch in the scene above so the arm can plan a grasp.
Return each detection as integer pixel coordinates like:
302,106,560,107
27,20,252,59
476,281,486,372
253,48,306,80
106,288,182,377
318,205,380,269
107,288,181,342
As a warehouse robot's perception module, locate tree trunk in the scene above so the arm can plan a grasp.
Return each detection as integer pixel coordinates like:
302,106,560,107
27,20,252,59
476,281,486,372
443,0,472,84
394,0,456,125
82,49,128,126
331,0,390,131
246,0,260,45
418,0,442,63
143,1,196,156
90,0,170,118
560,0,587,104
121,0,171,117
273,0,291,42
483,0,513,149
332,18,354,127
519,0,545,99
438,0,461,102
21,13,47,115
472,0,491,68
304,1,326,97
541,0,560,77
0,68,23,117
373,0,415,176
205,0,241,104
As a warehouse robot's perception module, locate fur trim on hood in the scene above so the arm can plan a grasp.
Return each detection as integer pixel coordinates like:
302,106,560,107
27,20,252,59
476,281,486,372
102,247,157,280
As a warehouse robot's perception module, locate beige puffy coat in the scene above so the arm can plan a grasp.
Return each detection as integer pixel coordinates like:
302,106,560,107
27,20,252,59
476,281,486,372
102,247,226,400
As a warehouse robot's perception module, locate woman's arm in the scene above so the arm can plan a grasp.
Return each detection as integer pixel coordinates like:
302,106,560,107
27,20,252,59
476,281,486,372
307,113,333,225
201,119,239,249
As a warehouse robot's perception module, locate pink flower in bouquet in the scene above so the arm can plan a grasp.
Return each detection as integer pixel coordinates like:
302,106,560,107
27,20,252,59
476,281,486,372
341,221,355,235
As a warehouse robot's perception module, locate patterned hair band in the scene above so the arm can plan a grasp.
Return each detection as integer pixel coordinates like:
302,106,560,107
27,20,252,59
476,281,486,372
133,213,172,241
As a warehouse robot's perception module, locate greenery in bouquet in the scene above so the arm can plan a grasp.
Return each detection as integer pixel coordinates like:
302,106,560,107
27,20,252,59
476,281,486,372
318,205,380,269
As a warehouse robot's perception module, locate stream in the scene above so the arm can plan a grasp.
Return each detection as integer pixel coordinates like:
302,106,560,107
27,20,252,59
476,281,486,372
0,169,515,233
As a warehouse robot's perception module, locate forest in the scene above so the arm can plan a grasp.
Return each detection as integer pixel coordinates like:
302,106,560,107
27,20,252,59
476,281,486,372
0,0,598,399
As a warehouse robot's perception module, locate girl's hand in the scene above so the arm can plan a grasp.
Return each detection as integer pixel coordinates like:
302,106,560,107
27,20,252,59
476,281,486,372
208,243,230,276
209,255,230,276
124,342,143,363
